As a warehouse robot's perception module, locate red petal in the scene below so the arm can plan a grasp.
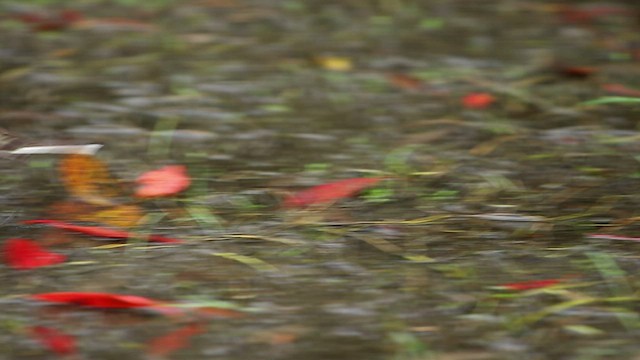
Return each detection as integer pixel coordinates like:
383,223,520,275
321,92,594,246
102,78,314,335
499,279,562,291
284,177,383,208
23,220,183,244
3,238,66,270
146,323,205,356
135,165,191,198
30,326,76,355
462,92,496,109
31,292,161,309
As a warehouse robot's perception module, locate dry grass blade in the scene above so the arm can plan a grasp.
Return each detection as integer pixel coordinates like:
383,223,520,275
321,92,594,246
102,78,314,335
349,233,434,262
227,234,306,245
210,252,278,272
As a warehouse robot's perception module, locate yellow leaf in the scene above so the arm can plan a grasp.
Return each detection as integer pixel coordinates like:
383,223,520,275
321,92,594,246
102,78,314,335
316,56,353,71
58,154,122,206
48,201,143,228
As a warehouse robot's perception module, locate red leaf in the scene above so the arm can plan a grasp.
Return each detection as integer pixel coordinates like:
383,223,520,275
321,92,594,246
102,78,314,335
23,220,183,244
602,83,640,97
30,292,162,309
146,234,185,244
3,238,66,270
135,165,191,198
556,65,598,78
30,326,77,355
146,323,205,357
498,279,562,291
284,177,383,208
557,5,630,24
462,92,495,109
13,9,83,32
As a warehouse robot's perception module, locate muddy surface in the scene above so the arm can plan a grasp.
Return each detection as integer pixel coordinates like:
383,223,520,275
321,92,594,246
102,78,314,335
1,1,640,359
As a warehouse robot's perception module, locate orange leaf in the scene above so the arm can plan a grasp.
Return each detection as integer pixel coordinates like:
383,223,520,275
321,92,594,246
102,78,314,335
135,165,191,198
3,238,66,270
284,177,383,208
58,155,122,206
462,92,495,109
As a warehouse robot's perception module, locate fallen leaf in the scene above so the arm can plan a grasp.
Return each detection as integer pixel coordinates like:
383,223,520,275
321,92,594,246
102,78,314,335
23,219,184,244
59,154,122,206
462,92,495,109
146,323,205,357
555,65,598,78
315,56,353,71
13,9,83,32
30,292,242,319
3,238,66,270
135,165,191,198
497,279,562,291
556,4,631,24
284,177,383,208
55,154,144,227
30,326,77,356
48,201,143,228
30,292,162,309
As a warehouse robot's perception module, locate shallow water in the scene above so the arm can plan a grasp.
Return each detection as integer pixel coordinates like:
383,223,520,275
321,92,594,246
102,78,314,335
2,0,640,359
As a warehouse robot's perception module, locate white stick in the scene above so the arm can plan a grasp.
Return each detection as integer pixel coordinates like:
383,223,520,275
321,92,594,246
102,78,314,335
9,144,103,155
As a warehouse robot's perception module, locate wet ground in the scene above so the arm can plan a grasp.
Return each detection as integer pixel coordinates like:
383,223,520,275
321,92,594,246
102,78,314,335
2,0,640,359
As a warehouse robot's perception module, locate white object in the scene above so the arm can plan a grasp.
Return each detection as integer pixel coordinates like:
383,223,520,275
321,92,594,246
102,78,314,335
9,144,103,155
